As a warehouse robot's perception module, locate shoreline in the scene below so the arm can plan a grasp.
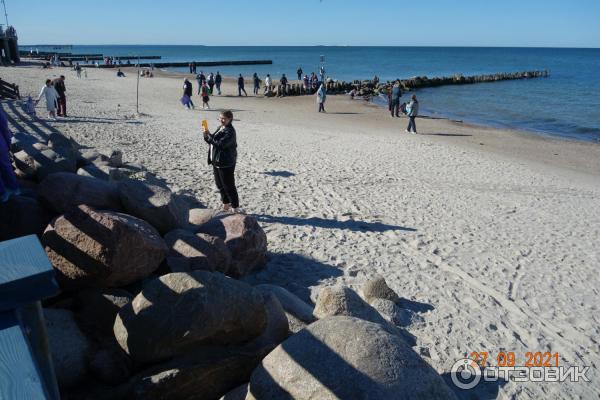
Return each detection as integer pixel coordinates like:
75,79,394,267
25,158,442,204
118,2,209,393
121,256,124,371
11,61,600,177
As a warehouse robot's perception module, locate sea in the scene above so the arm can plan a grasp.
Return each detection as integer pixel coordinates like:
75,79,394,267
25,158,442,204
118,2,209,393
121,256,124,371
22,45,600,142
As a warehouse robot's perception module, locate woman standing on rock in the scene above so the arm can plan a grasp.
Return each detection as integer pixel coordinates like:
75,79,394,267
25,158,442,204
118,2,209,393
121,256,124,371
202,110,242,213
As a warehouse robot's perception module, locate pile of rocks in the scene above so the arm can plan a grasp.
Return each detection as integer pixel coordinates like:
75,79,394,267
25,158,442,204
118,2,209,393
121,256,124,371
267,70,550,100
2,129,456,399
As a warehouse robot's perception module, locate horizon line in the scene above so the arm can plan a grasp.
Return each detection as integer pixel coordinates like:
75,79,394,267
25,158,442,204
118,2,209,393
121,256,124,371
19,44,600,50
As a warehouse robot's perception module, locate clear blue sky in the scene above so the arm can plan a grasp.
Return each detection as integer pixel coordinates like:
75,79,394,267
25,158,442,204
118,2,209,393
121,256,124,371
9,0,600,47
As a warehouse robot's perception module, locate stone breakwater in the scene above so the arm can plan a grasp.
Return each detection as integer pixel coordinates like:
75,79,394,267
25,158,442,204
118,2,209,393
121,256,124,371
1,110,458,399
267,70,550,98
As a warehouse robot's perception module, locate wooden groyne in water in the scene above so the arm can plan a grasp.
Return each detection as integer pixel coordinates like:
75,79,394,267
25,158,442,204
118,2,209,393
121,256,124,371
267,70,550,98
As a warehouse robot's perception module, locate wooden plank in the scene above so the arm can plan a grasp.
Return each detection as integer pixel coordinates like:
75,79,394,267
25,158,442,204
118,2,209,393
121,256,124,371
0,310,49,399
0,236,59,312
17,303,60,400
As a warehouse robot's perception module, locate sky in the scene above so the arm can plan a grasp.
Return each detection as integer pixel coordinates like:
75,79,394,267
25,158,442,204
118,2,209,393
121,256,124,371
7,0,600,47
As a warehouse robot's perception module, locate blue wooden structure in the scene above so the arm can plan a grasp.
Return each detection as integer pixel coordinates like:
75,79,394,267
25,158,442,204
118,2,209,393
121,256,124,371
0,235,61,399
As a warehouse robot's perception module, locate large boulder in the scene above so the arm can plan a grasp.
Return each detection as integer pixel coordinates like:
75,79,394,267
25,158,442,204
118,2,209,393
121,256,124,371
370,298,414,327
42,205,167,291
195,214,267,278
361,274,400,304
13,148,77,181
118,179,189,234
314,285,385,322
125,292,288,400
188,208,219,226
44,308,91,388
114,271,268,365
38,172,122,214
74,288,134,339
164,229,231,274
247,316,457,400
0,195,52,241
313,286,416,346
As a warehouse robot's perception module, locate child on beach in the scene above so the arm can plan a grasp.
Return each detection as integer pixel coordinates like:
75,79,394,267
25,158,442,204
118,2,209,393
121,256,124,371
25,96,36,117
405,95,419,134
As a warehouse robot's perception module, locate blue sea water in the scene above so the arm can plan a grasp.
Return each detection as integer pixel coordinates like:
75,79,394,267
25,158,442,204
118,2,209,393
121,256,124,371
23,45,600,142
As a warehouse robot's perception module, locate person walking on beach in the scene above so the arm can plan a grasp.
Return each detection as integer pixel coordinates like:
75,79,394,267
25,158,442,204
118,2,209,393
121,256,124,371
182,78,195,109
303,74,310,92
0,109,20,203
317,83,327,113
52,75,67,117
75,63,82,79
319,66,326,82
202,110,242,213
36,79,60,120
215,72,222,95
207,73,215,94
279,74,288,97
253,73,261,95
196,71,206,95
200,81,210,109
297,67,303,81
390,81,402,117
264,74,272,94
405,95,419,134
238,74,248,96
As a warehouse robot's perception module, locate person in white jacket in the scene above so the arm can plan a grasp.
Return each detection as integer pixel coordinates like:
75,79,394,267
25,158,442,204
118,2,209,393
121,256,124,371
264,74,272,94
36,79,60,120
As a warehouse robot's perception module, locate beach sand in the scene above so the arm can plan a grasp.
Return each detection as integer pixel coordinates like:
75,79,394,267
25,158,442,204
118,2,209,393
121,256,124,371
4,64,600,399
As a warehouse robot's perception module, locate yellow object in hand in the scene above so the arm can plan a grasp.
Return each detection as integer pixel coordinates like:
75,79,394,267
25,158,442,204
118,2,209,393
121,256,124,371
201,119,209,132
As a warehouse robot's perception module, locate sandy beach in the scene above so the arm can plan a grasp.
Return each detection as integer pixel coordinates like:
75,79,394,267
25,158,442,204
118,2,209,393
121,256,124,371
3,64,600,399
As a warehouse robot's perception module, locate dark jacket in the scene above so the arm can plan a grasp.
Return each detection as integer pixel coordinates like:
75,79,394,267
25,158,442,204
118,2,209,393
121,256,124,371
183,80,193,97
52,78,66,96
205,124,237,168
238,76,245,87
215,74,222,84
391,86,402,101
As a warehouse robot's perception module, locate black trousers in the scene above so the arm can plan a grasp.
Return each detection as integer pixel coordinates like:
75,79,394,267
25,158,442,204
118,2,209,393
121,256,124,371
390,99,399,116
318,102,325,112
213,165,239,208
407,116,417,132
